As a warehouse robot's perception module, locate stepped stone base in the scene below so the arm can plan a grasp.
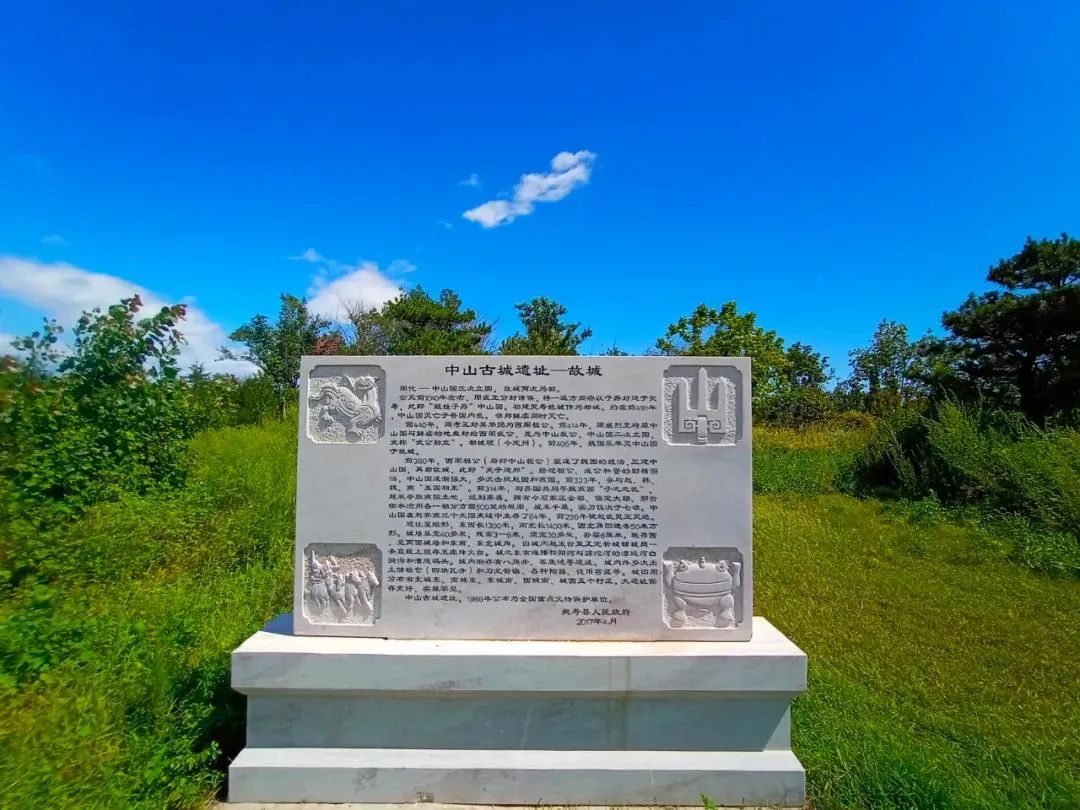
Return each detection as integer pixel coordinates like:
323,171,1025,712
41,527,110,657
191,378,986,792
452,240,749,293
227,615,807,807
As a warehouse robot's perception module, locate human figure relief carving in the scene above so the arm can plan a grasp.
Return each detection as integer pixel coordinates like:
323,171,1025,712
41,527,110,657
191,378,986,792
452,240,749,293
303,544,381,625
662,549,742,629
662,365,738,445
307,366,384,443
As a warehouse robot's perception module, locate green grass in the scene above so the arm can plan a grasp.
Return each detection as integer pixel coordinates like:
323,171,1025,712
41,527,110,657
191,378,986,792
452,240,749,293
758,493,1080,809
0,420,296,808
754,425,868,494
0,420,1077,808
853,402,1080,577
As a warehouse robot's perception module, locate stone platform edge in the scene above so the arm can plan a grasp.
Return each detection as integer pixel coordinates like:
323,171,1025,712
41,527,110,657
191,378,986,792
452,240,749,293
232,615,806,695
227,748,805,807
227,616,807,806
219,804,789,809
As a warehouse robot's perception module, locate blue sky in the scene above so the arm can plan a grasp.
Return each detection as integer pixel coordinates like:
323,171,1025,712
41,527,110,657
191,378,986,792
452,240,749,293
2,1,1078,376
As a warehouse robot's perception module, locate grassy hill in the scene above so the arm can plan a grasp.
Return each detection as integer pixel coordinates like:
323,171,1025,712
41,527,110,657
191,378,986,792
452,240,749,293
1,420,1077,808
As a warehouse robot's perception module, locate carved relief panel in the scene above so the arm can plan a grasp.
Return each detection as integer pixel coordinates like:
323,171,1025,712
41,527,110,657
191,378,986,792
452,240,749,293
302,543,382,625
307,365,385,444
661,547,744,629
662,365,740,446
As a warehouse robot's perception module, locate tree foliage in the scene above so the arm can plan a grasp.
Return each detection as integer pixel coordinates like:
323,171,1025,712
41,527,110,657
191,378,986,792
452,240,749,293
656,302,790,404
375,287,492,355
655,302,836,424
226,287,493,361
341,304,391,355
920,234,1080,424
761,342,834,426
784,341,831,390
222,294,330,417
841,320,921,414
0,297,193,522
499,297,592,355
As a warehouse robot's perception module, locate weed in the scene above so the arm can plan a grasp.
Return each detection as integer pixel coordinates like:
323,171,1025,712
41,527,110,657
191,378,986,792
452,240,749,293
0,419,296,807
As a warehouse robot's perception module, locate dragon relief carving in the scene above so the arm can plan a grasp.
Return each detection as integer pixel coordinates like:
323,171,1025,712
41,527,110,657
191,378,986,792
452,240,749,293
308,371,382,443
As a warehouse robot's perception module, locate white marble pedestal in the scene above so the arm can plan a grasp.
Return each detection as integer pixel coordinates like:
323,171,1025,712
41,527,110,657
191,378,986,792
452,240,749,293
228,615,807,807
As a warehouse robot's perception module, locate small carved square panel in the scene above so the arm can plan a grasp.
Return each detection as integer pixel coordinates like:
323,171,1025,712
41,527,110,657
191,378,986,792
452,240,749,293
307,365,386,444
662,365,741,446
661,547,744,629
302,542,382,625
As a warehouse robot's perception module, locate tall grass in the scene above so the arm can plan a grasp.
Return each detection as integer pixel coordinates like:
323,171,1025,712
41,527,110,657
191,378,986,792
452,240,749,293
0,420,296,807
855,402,1080,576
754,424,870,495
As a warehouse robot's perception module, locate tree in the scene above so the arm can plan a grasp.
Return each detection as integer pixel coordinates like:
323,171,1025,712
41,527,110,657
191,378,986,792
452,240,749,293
760,341,834,426
341,303,391,355
499,297,592,355
656,302,789,404
6,319,63,383
222,294,330,418
1,297,194,520
63,296,186,390
182,364,252,431
920,234,1080,424
784,342,830,390
377,287,492,355
843,320,920,413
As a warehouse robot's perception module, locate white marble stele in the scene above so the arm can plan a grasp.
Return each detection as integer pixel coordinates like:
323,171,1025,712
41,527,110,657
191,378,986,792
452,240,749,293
294,355,755,642
227,614,807,807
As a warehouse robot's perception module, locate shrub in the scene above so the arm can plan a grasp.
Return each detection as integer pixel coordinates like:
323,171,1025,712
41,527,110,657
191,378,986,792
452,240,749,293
0,300,283,547
0,299,193,528
991,516,1080,578
828,410,876,432
852,401,1080,575
754,426,868,494
757,387,835,428
0,419,296,807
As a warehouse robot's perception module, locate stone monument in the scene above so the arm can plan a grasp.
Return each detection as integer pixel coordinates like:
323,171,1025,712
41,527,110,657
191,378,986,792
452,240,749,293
228,356,807,806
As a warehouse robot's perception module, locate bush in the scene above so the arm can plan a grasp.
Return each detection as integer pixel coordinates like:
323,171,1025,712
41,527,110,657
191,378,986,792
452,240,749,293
828,410,877,432
853,401,1080,575
0,301,283,551
0,299,194,530
754,426,868,494
181,368,282,432
0,419,296,807
994,516,1080,578
757,387,835,428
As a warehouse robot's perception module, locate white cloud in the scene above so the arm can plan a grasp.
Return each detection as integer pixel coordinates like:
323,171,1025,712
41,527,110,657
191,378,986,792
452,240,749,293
306,261,402,323
437,220,454,230
41,234,68,246
458,173,481,187
288,247,352,274
464,200,515,228
463,150,596,228
289,247,324,263
292,248,410,322
0,256,257,375
387,259,417,275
